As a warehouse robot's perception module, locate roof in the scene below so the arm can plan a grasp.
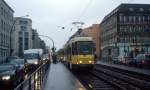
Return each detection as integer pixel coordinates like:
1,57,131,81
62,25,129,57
2,0,14,12
14,17,32,22
101,3,150,24
64,36,93,48
68,36,93,45
24,49,43,54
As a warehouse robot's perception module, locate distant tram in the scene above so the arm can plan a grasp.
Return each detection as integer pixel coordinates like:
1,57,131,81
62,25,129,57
64,36,95,70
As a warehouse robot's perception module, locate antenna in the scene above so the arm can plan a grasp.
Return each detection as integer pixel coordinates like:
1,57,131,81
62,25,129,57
72,21,84,29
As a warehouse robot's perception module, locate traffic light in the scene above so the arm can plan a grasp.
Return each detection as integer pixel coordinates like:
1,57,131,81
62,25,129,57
51,47,56,52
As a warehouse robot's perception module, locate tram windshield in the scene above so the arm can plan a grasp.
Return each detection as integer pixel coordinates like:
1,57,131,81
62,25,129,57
78,41,94,55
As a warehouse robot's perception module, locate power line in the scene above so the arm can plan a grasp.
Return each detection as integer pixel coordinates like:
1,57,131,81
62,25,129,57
78,0,93,21
61,0,93,30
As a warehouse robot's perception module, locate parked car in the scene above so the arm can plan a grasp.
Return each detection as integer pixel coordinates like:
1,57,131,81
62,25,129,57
112,57,119,64
42,54,49,64
133,54,150,67
116,56,125,64
6,56,19,62
0,63,22,89
9,59,27,77
114,56,133,65
122,56,133,65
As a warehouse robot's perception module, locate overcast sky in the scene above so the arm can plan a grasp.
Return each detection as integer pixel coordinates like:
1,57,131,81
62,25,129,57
5,0,150,50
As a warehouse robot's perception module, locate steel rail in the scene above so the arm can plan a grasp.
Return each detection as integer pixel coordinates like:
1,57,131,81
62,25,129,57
95,65,150,90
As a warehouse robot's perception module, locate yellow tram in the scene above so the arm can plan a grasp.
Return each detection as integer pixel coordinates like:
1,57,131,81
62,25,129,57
64,36,95,70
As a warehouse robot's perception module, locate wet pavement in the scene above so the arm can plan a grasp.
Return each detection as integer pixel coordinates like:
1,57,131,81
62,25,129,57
43,63,86,90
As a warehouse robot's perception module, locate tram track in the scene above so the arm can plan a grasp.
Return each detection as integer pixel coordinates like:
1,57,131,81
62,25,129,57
74,70,142,90
95,64,150,90
73,64,150,90
92,70,140,90
74,71,119,90
95,64,150,82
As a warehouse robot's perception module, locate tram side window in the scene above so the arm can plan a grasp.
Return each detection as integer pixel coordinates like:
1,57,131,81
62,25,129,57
72,43,74,55
67,47,70,55
72,43,77,55
67,46,71,60
71,43,74,55
75,42,78,55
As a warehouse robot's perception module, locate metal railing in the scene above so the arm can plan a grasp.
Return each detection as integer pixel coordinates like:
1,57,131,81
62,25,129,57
14,60,50,90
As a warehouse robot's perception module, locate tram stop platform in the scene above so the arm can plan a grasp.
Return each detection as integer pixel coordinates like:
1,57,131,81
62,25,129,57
42,62,86,90
97,61,150,76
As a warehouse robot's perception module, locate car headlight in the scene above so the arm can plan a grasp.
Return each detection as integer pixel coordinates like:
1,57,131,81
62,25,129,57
34,61,38,65
2,76,11,80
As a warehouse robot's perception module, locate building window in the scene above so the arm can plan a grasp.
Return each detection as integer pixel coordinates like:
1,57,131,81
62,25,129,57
119,15,123,23
142,16,145,22
19,20,28,24
19,31,22,35
20,26,27,31
24,32,29,37
24,38,29,50
19,21,23,24
133,16,136,23
129,16,132,22
129,8,134,11
1,7,4,15
139,8,144,12
25,44,28,50
124,16,127,23
138,16,141,23
19,37,23,43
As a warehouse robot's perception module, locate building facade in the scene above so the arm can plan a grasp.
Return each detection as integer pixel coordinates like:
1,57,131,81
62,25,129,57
32,29,46,53
40,40,46,54
81,24,101,58
0,0,14,63
13,17,33,57
101,4,150,59
32,29,40,49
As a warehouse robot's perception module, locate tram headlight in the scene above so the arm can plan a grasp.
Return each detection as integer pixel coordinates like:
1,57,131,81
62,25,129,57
79,61,82,63
89,60,92,63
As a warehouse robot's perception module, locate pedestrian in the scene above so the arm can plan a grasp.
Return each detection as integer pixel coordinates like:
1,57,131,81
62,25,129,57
94,52,97,62
52,54,57,64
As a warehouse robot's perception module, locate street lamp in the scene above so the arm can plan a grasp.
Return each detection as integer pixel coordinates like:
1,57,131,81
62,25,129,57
36,35,56,62
9,15,29,56
37,35,55,53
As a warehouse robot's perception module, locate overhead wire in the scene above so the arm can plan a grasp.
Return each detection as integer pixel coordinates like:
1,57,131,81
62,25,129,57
77,0,93,21
62,0,93,30
69,0,134,29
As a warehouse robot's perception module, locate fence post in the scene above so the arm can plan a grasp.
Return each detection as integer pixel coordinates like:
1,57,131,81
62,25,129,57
20,83,23,90
34,73,36,90
40,68,42,89
29,77,32,90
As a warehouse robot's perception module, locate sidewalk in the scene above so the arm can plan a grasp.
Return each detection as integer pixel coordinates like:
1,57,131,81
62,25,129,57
43,63,86,90
97,61,150,76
